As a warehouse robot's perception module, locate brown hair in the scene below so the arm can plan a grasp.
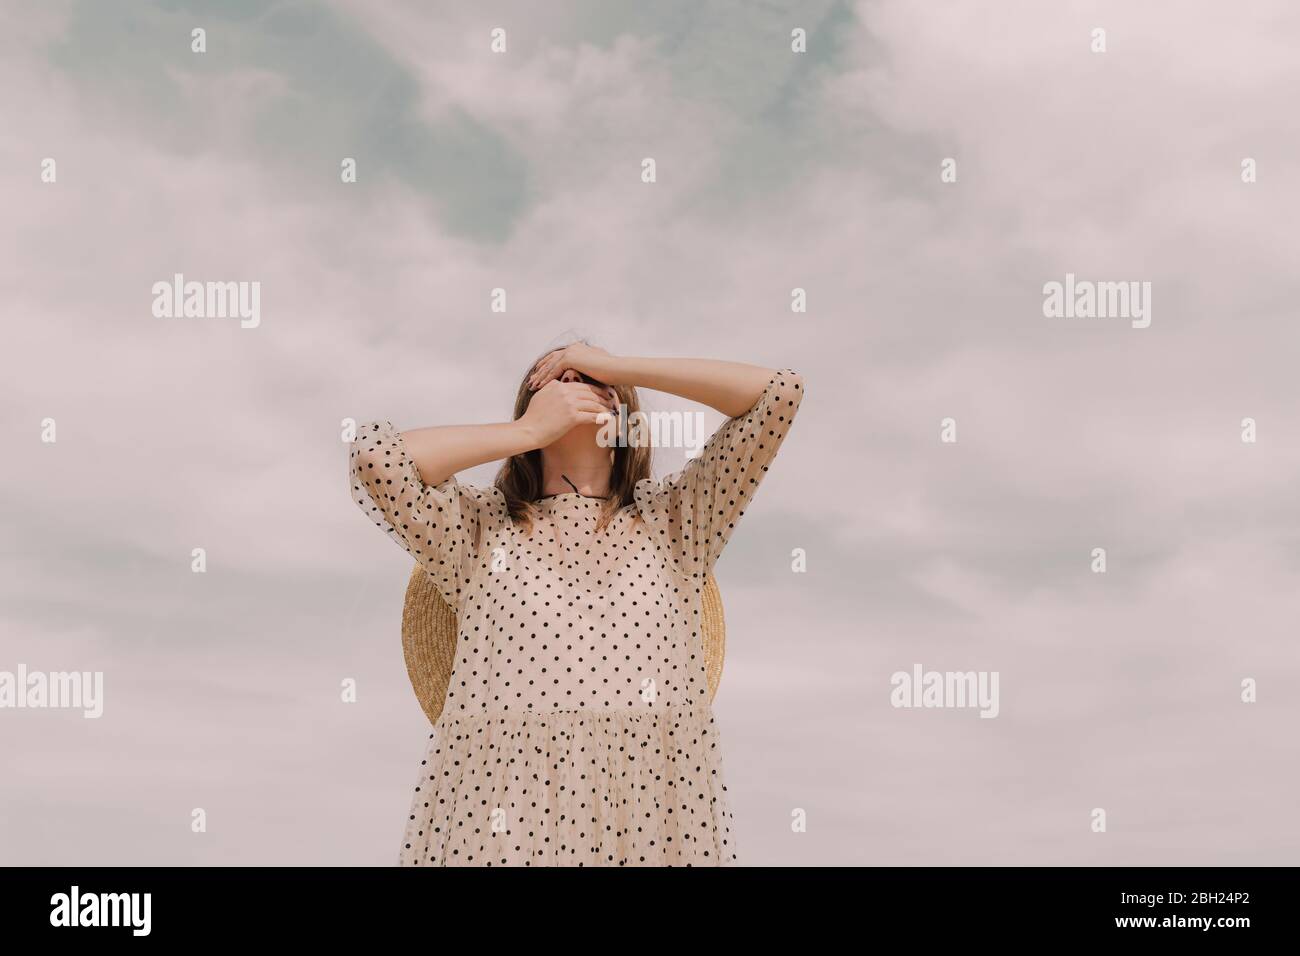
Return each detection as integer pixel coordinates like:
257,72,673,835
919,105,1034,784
494,347,652,533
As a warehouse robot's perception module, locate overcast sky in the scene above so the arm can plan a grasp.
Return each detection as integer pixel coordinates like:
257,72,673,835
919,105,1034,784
2,0,1298,865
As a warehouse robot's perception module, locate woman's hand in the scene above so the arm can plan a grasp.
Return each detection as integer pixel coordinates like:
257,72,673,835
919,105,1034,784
518,380,617,448
528,345,778,419
528,343,616,390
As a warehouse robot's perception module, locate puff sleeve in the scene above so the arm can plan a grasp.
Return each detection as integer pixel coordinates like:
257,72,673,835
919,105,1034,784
349,420,509,608
634,368,804,579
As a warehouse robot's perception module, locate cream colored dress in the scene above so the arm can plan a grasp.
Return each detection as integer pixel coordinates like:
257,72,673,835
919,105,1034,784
350,369,804,866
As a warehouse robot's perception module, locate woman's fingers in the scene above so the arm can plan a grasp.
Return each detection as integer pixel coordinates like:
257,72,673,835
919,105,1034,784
532,349,562,372
530,378,615,418
529,350,566,389
587,384,617,409
526,361,544,389
564,382,610,404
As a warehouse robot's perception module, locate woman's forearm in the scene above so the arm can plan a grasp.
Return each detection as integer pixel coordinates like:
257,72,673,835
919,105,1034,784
398,421,537,486
597,356,777,418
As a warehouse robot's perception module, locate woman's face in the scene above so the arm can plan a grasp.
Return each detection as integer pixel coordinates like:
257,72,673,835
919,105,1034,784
545,368,616,453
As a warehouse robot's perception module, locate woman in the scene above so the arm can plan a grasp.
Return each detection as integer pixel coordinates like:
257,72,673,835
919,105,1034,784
350,342,804,866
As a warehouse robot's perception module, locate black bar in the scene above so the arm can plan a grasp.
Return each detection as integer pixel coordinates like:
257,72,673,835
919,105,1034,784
0,866,1288,942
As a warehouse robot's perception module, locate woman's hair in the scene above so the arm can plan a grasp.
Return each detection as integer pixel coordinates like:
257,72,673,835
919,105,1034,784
495,347,652,533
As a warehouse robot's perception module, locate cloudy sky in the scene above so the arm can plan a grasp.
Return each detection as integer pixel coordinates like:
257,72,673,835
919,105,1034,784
2,0,1298,865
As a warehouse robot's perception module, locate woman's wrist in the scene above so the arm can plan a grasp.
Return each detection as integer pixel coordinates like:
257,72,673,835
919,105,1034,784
505,418,543,454
591,352,632,386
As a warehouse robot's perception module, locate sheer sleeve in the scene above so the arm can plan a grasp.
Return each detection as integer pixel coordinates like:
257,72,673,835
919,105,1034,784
634,368,804,579
349,420,509,608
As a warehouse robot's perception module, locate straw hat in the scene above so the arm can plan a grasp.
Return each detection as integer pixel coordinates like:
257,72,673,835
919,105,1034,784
401,563,727,725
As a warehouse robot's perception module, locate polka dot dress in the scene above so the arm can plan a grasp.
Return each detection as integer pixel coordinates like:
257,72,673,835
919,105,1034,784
350,369,804,866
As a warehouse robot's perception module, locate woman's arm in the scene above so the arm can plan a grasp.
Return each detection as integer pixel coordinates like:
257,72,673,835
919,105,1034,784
395,422,535,487
529,345,776,418
392,380,616,485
